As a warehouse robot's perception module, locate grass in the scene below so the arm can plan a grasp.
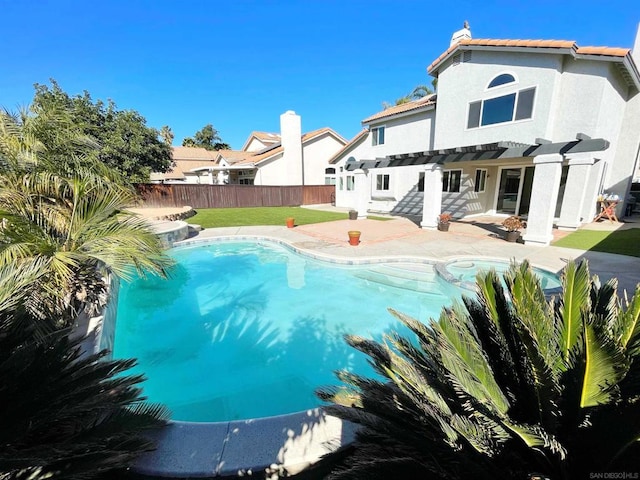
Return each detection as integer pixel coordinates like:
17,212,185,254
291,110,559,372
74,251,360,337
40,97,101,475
186,207,392,228
552,228,640,257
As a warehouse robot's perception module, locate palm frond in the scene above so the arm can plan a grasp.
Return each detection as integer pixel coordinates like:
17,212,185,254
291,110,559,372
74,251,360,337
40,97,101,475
558,260,591,363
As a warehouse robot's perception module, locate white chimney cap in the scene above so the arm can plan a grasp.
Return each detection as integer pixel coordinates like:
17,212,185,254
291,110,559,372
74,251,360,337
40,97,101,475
450,21,472,46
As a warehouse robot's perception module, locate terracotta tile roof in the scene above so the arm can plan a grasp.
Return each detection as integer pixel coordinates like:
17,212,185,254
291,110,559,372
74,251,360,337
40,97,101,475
361,95,437,124
428,38,631,73
171,146,217,160
215,150,251,164
241,131,281,151
328,129,369,164
576,46,630,57
232,128,347,166
250,131,281,142
302,127,348,143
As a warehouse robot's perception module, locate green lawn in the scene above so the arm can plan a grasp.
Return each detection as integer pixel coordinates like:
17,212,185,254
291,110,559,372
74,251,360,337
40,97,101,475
552,228,640,257
186,207,392,228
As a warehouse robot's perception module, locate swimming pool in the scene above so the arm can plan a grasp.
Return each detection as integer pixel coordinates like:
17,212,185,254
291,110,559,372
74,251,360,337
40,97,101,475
111,239,560,423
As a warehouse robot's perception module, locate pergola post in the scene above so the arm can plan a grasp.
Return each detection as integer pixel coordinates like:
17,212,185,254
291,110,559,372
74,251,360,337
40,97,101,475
557,153,595,230
522,154,563,246
353,169,370,219
420,163,443,229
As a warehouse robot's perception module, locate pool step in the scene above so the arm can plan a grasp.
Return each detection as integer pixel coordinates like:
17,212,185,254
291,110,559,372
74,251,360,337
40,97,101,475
354,263,440,294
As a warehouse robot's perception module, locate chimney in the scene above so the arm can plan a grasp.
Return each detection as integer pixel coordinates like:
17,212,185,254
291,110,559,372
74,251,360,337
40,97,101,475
450,20,472,46
280,110,303,185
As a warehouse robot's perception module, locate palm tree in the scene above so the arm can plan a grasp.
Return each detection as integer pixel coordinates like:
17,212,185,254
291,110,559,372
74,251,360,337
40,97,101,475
0,302,169,479
408,84,433,100
0,106,122,183
159,125,174,146
0,171,173,325
318,261,640,479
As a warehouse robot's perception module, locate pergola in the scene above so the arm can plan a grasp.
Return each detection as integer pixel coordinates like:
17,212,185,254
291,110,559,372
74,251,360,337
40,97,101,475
345,134,610,246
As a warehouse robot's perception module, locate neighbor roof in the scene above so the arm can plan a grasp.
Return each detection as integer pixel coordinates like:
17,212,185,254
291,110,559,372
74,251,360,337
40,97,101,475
240,131,281,151
171,146,217,161
361,95,437,124
219,127,347,166
427,38,639,88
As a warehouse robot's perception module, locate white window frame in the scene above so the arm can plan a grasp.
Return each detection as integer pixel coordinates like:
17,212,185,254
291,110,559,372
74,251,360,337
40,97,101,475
484,71,518,90
467,85,536,130
474,169,487,193
371,125,385,146
346,175,355,191
443,169,462,193
375,173,390,192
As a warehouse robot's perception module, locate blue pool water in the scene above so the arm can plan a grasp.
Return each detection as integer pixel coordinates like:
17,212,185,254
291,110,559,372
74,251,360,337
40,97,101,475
445,259,562,290
112,240,559,422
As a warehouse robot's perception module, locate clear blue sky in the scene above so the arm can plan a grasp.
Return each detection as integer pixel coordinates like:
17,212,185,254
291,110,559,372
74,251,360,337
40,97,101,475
2,0,639,149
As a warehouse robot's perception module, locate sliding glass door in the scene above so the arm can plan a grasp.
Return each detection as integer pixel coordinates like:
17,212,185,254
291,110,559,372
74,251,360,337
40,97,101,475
496,167,534,216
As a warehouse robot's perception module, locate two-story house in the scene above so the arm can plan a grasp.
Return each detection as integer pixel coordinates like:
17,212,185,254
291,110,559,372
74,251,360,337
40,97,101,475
154,111,347,186
332,23,640,246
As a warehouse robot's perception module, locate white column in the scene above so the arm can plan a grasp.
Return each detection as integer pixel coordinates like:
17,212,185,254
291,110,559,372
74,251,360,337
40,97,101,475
208,169,214,185
353,169,370,219
557,153,595,230
522,154,563,246
420,163,443,229
581,160,604,222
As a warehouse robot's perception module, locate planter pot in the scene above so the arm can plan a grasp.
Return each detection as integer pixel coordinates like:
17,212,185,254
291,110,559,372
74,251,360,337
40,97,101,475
348,210,358,220
505,231,520,242
437,222,450,232
348,230,361,246
286,218,295,228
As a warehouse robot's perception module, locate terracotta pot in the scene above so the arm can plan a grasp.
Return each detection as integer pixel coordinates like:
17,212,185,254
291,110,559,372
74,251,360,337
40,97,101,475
348,230,361,246
506,230,520,242
438,222,450,232
286,218,295,228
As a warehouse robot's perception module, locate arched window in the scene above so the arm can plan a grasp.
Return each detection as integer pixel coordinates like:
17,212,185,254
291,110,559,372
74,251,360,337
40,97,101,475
488,73,516,88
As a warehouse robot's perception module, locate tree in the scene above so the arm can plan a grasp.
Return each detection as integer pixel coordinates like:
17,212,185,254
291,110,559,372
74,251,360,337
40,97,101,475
30,80,172,183
182,124,228,150
382,81,437,109
159,125,174,146
0,170,173,325
319,261,640,479
0,294,169,479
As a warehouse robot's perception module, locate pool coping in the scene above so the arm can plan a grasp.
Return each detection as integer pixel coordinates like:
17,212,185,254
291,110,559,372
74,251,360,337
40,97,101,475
128,234,563,478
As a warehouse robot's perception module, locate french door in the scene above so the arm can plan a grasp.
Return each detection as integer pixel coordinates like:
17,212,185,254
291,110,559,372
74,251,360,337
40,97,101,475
496,167,534,216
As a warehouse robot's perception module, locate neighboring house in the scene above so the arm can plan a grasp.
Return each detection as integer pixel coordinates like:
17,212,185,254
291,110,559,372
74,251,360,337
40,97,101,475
332,23,640,246
149,146,217,184
152,111,347,186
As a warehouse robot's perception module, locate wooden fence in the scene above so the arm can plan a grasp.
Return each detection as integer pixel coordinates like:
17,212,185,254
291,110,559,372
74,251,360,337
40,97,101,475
135,184,336,209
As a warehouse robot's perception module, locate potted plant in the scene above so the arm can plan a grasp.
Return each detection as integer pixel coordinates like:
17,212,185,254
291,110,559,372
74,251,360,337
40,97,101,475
502,215,525,242
437,213,452,232
348,230,361,246
286,217,295,228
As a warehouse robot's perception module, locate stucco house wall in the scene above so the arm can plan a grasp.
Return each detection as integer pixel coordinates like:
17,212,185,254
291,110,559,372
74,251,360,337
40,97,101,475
366,110,436,157
301,134,348,185
434,51,563,149
332,108,435,212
